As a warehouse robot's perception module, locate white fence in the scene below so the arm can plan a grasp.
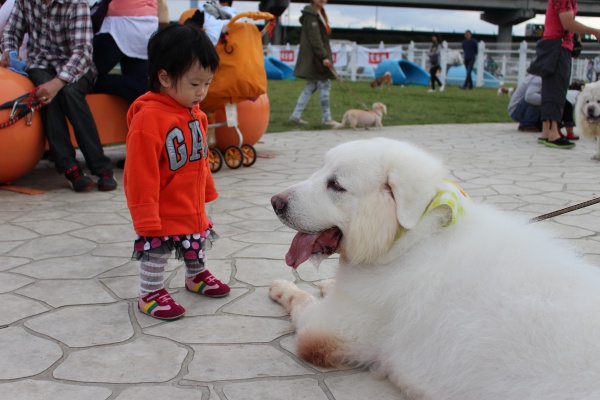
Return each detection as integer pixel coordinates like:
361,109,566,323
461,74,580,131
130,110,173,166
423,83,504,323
265,40,600,87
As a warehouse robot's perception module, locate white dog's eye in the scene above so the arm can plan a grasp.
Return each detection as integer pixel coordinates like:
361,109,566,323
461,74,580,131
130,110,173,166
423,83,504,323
327,178,346,192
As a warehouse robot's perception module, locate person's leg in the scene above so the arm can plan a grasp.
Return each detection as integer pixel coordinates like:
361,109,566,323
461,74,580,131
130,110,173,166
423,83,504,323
561,100,578,139
541,48,574,148
138,239,186,320
433,65,443,87
465,59,475,89
58,69,114,177
316,79,334,123
541,49,571,140
28,68,91,185
429,66,436,90
95,55,149,103
92,33,122,76
515,100,542,131
175,233,230,297
290,79,318,122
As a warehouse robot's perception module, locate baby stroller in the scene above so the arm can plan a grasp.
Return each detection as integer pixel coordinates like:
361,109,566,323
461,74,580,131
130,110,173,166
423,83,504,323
200,11,275,172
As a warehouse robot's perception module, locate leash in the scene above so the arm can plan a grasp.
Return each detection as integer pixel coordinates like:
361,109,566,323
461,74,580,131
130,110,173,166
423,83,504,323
529,197,600,223
0,87,43,129
328,66,370,111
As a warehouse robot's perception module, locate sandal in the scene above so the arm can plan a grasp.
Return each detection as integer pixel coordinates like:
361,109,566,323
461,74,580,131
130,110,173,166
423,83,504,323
544,137,575,149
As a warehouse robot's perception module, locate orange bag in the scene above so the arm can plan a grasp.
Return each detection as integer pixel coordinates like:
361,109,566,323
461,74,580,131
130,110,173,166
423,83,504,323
201,12,274,113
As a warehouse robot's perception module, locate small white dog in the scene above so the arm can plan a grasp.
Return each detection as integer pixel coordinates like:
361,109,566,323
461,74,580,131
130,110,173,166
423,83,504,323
336,102,387,130
269,137,600,400
575,81,600,160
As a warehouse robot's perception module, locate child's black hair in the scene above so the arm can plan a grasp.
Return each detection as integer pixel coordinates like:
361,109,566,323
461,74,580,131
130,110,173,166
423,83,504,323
147,23,220,92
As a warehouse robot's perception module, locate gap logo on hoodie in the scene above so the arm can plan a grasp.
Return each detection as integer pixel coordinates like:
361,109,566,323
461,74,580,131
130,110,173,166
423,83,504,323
165,119,207,171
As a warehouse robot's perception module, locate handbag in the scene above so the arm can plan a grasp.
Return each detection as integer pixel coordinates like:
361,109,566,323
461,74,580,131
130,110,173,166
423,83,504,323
527,39,562,77
90,0,112,34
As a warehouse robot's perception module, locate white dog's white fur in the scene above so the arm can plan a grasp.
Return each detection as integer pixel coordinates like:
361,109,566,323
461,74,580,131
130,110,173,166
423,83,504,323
269,137,600,400
575,81,600,160
336,102,387,130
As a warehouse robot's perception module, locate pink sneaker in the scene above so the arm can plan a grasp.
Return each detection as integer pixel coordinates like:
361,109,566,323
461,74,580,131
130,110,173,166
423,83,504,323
185,270,230,297
138,289,185,320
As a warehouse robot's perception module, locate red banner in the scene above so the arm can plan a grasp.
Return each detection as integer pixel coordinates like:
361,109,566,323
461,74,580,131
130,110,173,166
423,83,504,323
280,50,295,62
368,52,390,64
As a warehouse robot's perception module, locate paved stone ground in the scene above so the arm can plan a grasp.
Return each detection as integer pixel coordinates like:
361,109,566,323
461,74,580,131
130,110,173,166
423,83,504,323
1,123,599,400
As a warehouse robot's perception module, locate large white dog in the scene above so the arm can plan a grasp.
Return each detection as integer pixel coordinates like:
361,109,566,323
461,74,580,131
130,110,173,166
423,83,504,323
575,80,600,160
269,137,600,400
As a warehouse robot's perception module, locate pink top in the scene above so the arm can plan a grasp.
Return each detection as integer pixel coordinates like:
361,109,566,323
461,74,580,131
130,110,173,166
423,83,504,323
107,0,157,17
542,0,577,50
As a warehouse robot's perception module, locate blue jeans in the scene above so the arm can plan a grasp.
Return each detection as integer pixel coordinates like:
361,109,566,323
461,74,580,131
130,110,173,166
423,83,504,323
28,68,112,175
511,98,541,129
93,33,148,103
463,59,475,89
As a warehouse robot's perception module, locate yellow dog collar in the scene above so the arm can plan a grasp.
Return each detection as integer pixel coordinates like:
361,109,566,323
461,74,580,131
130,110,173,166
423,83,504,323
394,179,471,241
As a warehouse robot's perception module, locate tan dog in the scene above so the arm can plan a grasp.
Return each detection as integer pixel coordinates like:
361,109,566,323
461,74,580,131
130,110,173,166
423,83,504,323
369,72,393,89
497,86,514,97
575,81,600,160
336,102,387,130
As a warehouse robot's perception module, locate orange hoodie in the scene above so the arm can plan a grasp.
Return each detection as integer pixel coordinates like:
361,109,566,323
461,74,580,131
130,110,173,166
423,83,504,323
124,91,218,237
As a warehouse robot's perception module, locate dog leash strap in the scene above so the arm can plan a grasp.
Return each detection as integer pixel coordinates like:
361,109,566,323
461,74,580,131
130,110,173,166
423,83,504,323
329,66,370,111
529,197,600,223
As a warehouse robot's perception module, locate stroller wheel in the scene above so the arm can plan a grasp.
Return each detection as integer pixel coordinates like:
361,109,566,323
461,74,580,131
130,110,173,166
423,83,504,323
209,148,224,173
224,146,243,169
241,144,257,167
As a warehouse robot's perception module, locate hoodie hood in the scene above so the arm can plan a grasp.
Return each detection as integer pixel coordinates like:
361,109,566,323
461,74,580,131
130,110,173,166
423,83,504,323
299,5,319,24
127,91,197,127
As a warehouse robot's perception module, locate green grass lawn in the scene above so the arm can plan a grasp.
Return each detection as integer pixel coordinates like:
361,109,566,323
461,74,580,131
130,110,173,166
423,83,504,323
264,79,514,134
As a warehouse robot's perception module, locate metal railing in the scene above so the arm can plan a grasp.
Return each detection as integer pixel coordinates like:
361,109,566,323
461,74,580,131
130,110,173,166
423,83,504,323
265,40,600,87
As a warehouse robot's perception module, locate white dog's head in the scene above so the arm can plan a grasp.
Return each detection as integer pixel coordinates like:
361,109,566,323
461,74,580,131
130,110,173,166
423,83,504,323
576,81,600,138
372,102,387,116
271,138,446,268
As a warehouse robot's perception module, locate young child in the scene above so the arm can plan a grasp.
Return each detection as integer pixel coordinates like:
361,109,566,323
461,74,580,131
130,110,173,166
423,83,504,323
123,23,229,320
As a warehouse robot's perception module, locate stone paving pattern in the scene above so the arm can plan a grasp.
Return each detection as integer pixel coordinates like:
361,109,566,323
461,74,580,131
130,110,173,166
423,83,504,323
1,123,600,399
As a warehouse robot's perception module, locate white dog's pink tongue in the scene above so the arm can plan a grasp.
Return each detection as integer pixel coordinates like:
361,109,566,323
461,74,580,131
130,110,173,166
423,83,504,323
285,228,341,269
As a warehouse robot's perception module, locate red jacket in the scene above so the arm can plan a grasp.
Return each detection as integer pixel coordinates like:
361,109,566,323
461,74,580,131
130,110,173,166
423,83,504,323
124,91,218,237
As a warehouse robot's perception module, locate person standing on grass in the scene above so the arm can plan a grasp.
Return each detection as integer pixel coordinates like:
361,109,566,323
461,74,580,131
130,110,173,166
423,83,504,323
460,30,477,90
427,33,444,93
288,0,339,127
536,0,600,149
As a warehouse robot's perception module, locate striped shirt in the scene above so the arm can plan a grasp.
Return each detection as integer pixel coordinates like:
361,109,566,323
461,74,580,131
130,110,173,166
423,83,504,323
1,0,96,84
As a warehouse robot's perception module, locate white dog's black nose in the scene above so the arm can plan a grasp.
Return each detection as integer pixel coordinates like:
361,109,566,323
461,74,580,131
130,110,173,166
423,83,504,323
271,194,287,216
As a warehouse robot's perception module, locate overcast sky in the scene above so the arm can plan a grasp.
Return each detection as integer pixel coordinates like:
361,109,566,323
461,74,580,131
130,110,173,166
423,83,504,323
167,1,599,37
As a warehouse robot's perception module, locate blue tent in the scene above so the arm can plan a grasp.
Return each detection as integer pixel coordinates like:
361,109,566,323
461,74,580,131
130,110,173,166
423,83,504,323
375,59,407,85
264,56,295,80
375,59,431,86
445,65,500,88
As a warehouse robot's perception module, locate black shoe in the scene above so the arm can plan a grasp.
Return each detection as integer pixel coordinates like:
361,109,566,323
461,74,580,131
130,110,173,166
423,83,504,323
65,166,94,192
98,170,117,191
544,137,575,149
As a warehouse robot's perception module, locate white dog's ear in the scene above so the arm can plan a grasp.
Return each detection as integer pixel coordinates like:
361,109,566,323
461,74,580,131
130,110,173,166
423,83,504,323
385,145,446,229
387,171,438,229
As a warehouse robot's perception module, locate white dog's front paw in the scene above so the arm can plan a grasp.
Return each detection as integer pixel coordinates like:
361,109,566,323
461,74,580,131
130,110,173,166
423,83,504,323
269,280,315,314
592,153,600,161
316,279,336,297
